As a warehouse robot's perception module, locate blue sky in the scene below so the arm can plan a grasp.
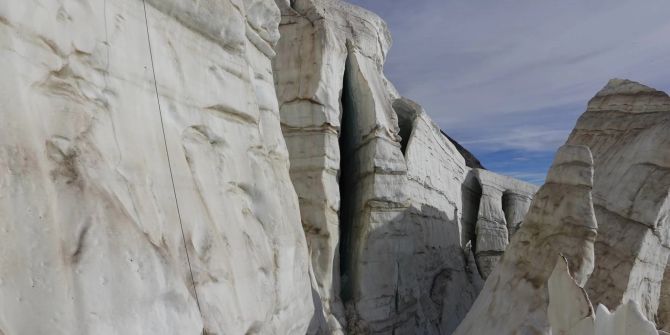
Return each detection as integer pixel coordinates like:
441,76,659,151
346,0,670,184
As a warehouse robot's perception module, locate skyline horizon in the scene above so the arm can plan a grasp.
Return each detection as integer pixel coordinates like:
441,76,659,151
346,0,670,184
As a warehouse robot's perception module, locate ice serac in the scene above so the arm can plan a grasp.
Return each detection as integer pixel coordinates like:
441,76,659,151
396,98,486,335
454,145,598,335
272,0,363,332
566,79,670,321
547,257,660,335
0,1,312,334
659,263,670,331
273,0,537,333
592,303,660,335
547,257,595,335
472,169,537,278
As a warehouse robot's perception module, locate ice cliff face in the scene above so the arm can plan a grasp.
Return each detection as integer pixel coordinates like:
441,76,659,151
454,80,670,335
0,0,313,334
566,79,670,323
454,145,599,334
272,1,536,334
0,1,535,334
9,1,669,335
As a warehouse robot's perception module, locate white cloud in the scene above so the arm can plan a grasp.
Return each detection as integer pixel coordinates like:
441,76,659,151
459,127,570,152
347,0,670,176
351,0,670,127
502,171,548,185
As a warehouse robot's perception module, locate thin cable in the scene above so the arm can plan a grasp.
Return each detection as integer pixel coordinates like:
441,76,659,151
102,0,123,166
140,0,206,323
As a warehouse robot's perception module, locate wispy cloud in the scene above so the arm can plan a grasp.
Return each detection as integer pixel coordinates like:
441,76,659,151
460,128,569,152
503,172,548,186
347,0,670,182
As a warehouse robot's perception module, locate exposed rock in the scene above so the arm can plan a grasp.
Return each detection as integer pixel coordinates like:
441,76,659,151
454,145,597,335
0,1,312,334
441,131,485,169
566,79,670,321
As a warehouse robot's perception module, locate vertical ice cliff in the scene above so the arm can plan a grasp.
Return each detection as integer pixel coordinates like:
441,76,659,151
272,0,374,332
565,79,670,322
1,0,549,333
472,169,537,278
273,0,537,334
660,264,670,331
454,145,598,335
0,0,313,334
388,99,487,335
454,79,670,335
